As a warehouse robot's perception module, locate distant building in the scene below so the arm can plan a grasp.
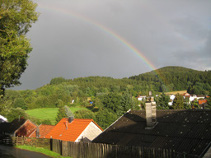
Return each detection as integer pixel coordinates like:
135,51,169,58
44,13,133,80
137,95,146,101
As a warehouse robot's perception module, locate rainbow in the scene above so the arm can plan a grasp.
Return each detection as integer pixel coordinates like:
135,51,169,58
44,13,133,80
38,3,169,91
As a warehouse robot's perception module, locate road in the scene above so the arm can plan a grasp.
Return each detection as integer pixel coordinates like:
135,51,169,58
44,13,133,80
0,145,51,158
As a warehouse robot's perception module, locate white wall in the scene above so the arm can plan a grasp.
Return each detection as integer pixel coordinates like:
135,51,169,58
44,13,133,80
76,122,102,142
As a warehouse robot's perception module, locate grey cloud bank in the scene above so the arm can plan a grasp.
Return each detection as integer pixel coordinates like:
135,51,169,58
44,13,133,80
13,0,211,90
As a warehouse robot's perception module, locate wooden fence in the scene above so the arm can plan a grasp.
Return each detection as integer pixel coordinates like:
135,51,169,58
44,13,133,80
7,137,196,158
51,139,178,158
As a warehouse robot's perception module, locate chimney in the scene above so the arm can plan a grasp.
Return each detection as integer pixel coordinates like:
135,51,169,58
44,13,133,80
145,91,157,129
36,127,40,138
68,116,74,123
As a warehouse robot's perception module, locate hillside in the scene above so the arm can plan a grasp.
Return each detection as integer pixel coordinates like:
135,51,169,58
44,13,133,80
129,66,211,93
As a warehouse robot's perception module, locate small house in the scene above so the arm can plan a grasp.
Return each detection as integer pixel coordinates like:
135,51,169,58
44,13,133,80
0,118,37,137
45,118,103,142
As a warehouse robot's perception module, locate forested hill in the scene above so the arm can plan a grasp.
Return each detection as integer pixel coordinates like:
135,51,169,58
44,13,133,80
129,66,211,94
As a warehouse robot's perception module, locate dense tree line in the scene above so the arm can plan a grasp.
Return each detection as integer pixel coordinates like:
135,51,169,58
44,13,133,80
130,66,211,95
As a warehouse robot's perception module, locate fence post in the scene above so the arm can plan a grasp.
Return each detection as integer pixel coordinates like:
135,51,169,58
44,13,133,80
50,138,53,151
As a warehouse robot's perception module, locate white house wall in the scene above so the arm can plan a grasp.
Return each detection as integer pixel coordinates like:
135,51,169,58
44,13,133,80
75,122,102,142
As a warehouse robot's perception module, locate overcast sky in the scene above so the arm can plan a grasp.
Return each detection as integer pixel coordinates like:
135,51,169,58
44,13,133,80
13,0,211,90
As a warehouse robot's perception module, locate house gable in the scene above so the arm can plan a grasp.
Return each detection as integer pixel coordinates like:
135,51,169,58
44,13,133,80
76,122,103,142
15,120,37,137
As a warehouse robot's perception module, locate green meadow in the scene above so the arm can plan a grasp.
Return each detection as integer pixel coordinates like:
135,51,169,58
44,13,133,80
26,106,89,125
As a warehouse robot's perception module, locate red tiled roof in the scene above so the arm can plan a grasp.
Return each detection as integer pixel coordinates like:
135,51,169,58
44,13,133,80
30,124,55,138
15,120,37,137
198,99,207,105
45,118,103,142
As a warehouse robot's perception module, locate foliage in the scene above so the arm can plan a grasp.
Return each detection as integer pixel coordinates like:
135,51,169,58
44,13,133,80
205,91,211,109
14,98,27,110
206,97,211,109
64,105,74,118
40,119,52,125
95,109,118,129
0,0,39,95
191,99,199,109
6,108,27,122
172,93,184,109
74,110,96,120
130,66,211,94
50,77,67,85
155,92,170,109
56,106,67,123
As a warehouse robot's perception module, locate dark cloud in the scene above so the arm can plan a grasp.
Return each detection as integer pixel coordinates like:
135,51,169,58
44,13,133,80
12,0,211,90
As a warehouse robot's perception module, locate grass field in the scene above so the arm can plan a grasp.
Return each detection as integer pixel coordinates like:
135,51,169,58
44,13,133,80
26,106,89,125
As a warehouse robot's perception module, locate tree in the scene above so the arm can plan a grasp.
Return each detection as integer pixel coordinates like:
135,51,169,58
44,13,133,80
206,91,211,109
95,109,117,129
172,93,184,109
64,105,74,118
102,92,123,116
56,106,67,123
14,98,27,110
6,107,27,122
0,0,39,96
74,110,95,120
156,92,170,109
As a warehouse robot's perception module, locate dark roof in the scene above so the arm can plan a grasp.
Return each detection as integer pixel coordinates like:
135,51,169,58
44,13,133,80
0,118,26,134
93,110,211,157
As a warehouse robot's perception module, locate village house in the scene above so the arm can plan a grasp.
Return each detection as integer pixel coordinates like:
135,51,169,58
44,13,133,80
45,118,103,142
167,93,206,106
0,118,37,137
93,99,211,157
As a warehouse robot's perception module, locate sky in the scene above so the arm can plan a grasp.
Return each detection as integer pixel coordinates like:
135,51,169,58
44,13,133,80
13,0,211,90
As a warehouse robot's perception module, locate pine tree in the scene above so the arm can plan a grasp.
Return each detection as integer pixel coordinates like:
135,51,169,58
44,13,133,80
172,93,184,109
56,106,67,123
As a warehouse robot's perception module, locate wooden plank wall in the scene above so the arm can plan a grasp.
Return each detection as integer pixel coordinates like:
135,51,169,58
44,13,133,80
51,139,177,158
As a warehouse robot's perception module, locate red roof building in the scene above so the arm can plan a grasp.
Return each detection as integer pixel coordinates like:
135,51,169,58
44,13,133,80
29,124,55,138
15,120,37,137
198,99,207,106
45,118,103,142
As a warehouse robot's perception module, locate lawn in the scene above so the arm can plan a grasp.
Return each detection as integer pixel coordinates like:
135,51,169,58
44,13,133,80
164,90,187,95
16,145,71,158
26,106,89,125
